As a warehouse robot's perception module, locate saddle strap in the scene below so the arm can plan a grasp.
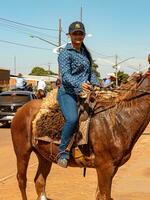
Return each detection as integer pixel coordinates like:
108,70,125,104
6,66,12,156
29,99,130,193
66,134,76,152
73,147,87,167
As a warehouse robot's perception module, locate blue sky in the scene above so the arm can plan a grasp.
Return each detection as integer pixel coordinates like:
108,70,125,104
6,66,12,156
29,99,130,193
0,0,150,77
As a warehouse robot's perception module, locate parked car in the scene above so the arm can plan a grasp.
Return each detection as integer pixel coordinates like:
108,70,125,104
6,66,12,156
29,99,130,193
0,90,37,127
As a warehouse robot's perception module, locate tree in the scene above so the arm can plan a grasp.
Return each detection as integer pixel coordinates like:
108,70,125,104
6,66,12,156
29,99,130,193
29,66,57,76
92,62,100,80
117,71,129,85
30,67,47,76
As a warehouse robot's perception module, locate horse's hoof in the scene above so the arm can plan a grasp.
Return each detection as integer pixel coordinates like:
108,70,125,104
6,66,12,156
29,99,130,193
41,196,47,200
40,195,47,200
37,194,48,200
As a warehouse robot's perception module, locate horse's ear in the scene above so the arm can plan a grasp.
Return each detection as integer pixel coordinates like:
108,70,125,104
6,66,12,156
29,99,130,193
148,54,150,65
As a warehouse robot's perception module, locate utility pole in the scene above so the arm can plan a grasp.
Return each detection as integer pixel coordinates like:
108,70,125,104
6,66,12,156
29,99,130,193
14,56,16,75
58,18,62,77
58,18,62,47
138,64,141,72
80,6,83,22
115,54,118,87
112,56,135,87
30,19,62,79
48,63,51,81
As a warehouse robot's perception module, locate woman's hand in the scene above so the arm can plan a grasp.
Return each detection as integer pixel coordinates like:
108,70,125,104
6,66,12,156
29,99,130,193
79,92,87,98
81,82,92,91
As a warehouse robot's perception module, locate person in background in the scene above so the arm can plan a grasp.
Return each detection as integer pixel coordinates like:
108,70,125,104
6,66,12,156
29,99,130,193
36,78,46,99
26,83,33,91
57,21,100,168
16,73,27,90
102,73,116,89
37,78,46,91
56,78,61,88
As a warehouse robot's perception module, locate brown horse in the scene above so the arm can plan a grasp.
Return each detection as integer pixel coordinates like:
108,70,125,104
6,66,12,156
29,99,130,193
11,69,150,200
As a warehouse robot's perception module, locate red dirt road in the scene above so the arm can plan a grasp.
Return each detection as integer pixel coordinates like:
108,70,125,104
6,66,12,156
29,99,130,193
0,125,150,200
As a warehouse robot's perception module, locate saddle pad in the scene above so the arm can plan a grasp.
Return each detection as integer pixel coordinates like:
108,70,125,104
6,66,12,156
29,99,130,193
32,88,90,145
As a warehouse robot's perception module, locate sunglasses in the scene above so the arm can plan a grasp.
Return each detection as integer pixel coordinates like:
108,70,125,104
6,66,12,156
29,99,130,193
71,31,85,36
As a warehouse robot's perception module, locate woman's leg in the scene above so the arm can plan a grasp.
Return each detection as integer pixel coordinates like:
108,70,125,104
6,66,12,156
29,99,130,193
57,90,78,160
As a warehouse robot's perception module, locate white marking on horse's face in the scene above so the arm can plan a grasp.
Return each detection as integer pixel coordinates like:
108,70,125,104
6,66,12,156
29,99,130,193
40,194,47,200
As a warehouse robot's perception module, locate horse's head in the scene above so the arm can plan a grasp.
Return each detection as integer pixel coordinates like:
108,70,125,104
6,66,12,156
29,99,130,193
136,68,150,92
127,71,143,83
139,54,150,90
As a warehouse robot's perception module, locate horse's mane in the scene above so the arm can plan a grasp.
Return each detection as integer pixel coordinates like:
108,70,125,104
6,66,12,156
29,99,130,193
93,72,143,113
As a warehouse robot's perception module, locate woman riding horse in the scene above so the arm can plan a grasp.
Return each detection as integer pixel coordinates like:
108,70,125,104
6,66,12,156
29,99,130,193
57,21,100,167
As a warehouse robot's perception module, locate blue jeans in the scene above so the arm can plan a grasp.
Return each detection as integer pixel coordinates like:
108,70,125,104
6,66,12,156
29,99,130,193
57,89,78,159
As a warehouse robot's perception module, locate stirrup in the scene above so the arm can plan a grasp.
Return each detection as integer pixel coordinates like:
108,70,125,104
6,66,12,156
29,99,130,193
57,158,68,168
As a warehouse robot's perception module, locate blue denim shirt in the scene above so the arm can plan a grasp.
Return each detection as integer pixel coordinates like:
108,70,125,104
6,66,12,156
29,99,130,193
58,43,99,94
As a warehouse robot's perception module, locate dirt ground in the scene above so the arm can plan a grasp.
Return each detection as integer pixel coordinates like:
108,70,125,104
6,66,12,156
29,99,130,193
0,124,150,200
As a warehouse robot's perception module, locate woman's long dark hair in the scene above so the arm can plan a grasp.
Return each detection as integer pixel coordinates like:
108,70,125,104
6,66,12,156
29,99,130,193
82,42,93,66
82,42,93,81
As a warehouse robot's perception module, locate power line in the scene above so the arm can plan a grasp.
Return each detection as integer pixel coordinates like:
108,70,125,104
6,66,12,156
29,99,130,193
61,29,67,34
0,17,58,31
90,49,114,58
30,35,58,47
0,22,58,40
0,39,53,50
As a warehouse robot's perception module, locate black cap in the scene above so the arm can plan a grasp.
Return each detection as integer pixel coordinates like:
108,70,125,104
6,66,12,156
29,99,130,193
68,21,85,34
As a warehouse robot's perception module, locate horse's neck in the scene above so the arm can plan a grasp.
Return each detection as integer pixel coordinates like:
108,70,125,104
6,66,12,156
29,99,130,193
118,83,138,101
117,95,150,149
95,94,150,154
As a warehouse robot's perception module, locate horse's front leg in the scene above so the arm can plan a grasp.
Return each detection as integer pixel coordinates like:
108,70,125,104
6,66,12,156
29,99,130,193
95,158,116,200
96,184,114,200
34,153,52,200
16,151,32,200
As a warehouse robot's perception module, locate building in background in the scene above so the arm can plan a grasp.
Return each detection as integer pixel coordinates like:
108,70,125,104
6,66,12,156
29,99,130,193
10,74,57,91
0,67,57,92
0,68,10,92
